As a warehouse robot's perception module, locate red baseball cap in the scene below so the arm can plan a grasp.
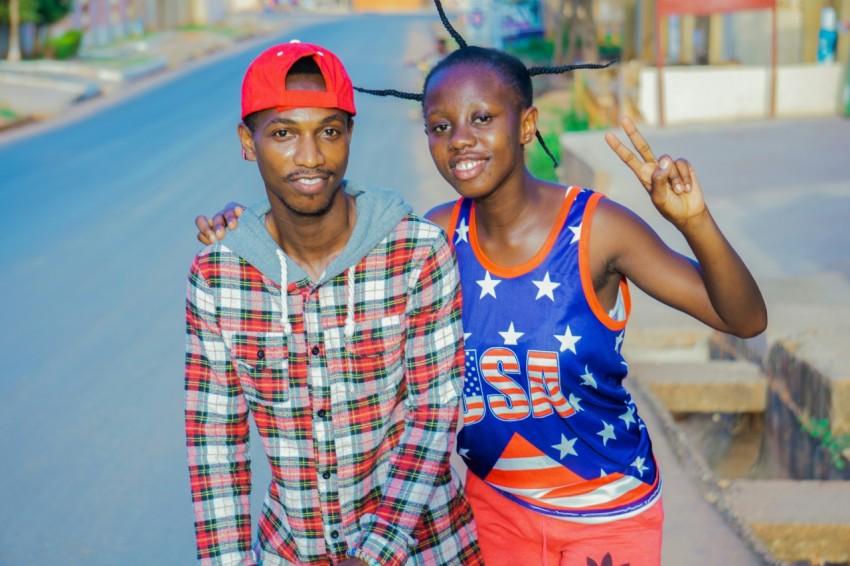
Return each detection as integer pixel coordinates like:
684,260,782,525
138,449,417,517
241,40,356,119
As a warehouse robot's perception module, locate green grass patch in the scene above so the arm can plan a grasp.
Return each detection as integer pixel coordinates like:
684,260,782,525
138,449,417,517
0,106,19,120
178,24,246,39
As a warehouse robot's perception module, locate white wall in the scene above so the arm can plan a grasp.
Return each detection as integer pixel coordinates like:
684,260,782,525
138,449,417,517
728,9,804,65
638,63,845,125
229,0,263,11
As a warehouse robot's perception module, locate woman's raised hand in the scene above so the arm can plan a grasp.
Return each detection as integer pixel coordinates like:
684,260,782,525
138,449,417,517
604,116,707,231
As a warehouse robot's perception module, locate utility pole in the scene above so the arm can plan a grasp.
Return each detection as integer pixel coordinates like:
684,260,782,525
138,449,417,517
553,0,598,65
566,0,598,63
8,0,22,62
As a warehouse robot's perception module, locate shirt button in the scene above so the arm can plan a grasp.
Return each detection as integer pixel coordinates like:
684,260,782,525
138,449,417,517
322,471,331,479
256,348,265,359
330,530,339,539
311,345,320,355
317,409,327,419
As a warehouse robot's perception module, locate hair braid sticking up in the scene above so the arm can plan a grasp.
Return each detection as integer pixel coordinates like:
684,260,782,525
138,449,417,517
528,60,617,76
353,86,423,101
535,131,559,167
353,0,616,168
433,0,467,49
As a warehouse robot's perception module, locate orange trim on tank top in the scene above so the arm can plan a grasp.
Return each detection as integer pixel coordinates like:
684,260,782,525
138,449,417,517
469,187,579,278
447,198,464,245
579,193,631,331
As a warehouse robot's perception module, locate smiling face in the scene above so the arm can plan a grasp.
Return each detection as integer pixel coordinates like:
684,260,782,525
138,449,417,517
422,61,538,200
239,73,353,217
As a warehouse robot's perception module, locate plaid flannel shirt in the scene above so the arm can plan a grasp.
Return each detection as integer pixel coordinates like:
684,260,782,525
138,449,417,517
185,213,480,565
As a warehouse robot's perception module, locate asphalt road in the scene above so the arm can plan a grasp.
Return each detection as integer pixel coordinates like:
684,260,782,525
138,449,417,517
0,13,452,565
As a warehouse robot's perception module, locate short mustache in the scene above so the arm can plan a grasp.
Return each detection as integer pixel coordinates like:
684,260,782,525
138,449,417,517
285,169,335,182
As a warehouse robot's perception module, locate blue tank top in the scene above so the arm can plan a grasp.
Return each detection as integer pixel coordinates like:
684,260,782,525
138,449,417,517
451,187,660,522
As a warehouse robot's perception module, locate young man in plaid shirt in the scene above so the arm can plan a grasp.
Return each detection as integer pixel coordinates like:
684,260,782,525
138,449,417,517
185,41,481,565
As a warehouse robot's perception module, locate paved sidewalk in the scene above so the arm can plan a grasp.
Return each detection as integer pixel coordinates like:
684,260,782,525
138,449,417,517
0,10,299,131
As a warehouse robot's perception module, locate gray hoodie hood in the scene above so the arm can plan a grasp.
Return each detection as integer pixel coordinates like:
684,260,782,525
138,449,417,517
223,180,412,286
221,181,411,337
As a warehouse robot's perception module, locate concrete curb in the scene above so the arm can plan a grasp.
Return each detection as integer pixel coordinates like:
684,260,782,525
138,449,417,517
630,379,779,565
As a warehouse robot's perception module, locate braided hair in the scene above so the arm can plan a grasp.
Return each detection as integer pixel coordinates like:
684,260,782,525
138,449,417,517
354,0,614,167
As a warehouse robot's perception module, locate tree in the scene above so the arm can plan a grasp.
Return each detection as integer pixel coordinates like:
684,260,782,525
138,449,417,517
34,0,72,56
551,0,599,65
36,0,71,28
8,0,21,61
2,0,71,59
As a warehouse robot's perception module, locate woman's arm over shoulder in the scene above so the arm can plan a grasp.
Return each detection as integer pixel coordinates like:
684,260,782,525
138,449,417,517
196,202,244,244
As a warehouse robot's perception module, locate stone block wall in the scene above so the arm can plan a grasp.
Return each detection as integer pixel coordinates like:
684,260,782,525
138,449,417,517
712,333,850,481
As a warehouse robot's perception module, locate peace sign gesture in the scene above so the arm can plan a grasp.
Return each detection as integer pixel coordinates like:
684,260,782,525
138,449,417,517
604,116,707,231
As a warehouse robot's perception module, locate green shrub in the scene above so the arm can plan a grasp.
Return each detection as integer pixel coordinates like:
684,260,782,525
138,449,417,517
504,36,554,66
45,29,83,60
526,131,561,183
561,108,589,132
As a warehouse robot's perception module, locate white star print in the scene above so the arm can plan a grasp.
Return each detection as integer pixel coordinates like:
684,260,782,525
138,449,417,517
600,469,608,477
552,434,578,459
464,332,472,341
459,447,470,459
569,222,582,244
619,405,636,429
568,393,584,412
532,271,560,301
632,455,648,477
580,365,597,388
476,271,501,299
614,330,625,352
597,420,617,446
498,322,524,345
553,325,581,354
455,218,469,244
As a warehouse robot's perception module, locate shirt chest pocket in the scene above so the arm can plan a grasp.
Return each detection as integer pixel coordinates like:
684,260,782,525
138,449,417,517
343,315,405,395
230,332,290,405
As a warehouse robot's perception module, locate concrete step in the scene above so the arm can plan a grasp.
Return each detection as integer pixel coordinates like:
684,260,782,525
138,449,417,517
624,327,712,363
630,360,767,413
728,479,850,564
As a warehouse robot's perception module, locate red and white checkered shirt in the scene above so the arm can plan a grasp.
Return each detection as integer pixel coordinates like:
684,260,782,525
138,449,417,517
185,213,480,565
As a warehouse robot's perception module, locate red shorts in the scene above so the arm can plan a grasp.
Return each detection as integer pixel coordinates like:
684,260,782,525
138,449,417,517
465,471,664,566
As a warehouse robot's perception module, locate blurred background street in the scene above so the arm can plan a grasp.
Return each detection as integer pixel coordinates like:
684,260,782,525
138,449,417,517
1,1,849,565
